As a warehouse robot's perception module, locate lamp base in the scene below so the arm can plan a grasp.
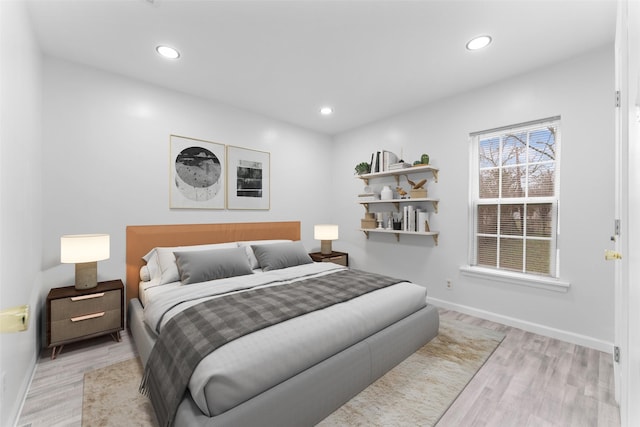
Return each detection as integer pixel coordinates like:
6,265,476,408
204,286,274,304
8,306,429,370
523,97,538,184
75,262,98,290
320,240,333,255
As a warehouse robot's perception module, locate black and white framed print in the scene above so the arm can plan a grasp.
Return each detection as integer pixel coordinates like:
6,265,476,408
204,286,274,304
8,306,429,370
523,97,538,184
226,145,270,210
170,135,225,209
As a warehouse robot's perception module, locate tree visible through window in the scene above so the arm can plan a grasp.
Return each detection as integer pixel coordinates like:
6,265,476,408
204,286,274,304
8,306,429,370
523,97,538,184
471,117,560,277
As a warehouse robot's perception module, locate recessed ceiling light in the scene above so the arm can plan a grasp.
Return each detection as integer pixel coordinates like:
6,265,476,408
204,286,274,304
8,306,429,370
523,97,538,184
156,45,180,59
320,106,333,115
466,35,492,51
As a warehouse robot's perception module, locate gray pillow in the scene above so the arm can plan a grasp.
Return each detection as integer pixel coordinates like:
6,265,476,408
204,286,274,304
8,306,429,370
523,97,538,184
251,241,313,271
173,247,253,285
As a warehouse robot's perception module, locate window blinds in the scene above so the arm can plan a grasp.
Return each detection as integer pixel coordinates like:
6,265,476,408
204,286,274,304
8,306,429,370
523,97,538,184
473,117,560,277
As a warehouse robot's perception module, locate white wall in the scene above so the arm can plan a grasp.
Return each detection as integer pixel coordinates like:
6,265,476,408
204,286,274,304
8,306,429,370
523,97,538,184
41,58,335,295
332,45,615,351
0,1,43,425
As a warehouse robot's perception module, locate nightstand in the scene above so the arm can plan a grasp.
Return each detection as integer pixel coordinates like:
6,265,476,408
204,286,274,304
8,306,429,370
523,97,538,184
309,251,349,267
46,279,124,359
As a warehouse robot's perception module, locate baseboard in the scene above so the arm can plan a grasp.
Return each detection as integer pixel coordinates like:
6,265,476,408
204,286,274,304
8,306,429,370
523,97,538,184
427,297,614,354
12,353,37,427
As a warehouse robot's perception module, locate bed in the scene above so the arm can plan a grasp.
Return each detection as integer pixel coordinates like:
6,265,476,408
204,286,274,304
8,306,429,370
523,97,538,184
126,221,439,427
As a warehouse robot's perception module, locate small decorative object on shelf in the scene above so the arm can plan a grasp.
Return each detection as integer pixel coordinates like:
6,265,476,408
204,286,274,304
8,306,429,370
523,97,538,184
407,176,428,198
355,162,371,175
380,185,393,200
407,177,426,189
413,153,430,166
361,212,376,229
393,212,403,230
396,186,408,198
389,161,411,170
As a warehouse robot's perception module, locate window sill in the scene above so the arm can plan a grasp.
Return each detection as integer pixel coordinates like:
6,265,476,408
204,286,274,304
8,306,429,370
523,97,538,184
459,266,570,293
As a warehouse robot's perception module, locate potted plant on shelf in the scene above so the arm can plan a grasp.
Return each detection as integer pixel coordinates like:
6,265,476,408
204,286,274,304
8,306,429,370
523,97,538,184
354,162,371,175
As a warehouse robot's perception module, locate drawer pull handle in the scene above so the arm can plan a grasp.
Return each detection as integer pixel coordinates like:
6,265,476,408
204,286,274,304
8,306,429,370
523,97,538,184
70,312,105,322
71,293,105,301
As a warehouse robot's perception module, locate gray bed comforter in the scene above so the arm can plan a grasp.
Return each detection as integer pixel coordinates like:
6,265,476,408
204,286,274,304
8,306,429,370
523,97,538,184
141,263,428,424
141,268,405,426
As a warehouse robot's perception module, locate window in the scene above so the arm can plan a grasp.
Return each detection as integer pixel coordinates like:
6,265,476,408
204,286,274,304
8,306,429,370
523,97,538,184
469,117,560,278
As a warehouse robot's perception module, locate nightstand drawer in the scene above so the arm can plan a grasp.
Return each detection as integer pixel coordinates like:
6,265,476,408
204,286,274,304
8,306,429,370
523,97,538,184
50,289,120,321
50,308,121,344
320,256,347,266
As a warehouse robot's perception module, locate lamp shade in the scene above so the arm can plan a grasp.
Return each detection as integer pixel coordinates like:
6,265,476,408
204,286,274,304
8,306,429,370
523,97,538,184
61,234,110,263
314,224,339,241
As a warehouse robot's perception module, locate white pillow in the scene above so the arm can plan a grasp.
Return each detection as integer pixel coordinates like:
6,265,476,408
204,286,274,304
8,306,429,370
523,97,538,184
140,265,151,282
156,242,239,285
237,240,292,269
142,248,161,281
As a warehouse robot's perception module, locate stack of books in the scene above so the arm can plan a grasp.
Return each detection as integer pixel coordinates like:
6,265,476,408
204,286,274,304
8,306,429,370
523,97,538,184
402,206,430,232
368,150,399,173
389,162,411,170
358,192,379,201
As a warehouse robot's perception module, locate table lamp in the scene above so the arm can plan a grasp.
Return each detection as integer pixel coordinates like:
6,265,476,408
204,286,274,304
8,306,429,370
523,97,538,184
314,224,339,255
61,234,110,290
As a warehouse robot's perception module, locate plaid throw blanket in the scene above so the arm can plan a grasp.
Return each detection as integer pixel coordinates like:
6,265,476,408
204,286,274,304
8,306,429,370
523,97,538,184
140,269,403,427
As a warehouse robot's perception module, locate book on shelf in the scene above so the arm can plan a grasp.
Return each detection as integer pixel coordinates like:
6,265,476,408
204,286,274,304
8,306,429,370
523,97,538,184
369,150,399,173
401,206,430,232
389,162,411,170
358,193,379,201
403,205,416,232
370,151,381,173
417,210,428,232
382,150,398,171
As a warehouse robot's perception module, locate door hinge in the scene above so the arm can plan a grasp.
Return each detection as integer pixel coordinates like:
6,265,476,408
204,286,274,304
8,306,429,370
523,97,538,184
615,90,621,108
614,346,621,363
615,219,621,236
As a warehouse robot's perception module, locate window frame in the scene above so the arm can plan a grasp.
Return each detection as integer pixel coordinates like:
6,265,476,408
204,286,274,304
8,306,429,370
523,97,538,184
463,116,570,292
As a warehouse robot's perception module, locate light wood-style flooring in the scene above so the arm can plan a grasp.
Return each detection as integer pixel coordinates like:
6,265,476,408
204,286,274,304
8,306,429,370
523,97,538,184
17,332,138,427
437,310,620,427
17,309,620,427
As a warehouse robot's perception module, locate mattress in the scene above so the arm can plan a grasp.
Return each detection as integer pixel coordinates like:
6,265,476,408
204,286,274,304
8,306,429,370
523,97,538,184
141,262,428,417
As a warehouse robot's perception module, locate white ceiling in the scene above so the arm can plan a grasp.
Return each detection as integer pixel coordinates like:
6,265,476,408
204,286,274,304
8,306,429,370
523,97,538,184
26,0,617,135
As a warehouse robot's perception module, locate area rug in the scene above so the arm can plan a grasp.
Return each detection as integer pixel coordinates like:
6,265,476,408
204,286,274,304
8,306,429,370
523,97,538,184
82,357,157,427
318,318,505,426
82,317,504,426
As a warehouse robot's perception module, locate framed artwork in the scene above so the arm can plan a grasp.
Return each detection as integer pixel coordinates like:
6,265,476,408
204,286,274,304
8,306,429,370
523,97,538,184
226,145,270,210
170,135,225,209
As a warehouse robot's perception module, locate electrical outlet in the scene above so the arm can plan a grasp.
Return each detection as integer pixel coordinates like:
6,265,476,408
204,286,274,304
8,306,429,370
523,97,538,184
446,279,452,289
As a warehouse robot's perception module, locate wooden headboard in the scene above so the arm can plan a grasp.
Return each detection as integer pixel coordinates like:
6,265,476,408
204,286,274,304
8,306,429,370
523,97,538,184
125,221,301,307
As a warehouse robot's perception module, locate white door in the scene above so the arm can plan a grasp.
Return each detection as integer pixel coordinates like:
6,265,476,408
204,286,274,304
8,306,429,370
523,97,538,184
613,0,625,409
613,1,640,425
